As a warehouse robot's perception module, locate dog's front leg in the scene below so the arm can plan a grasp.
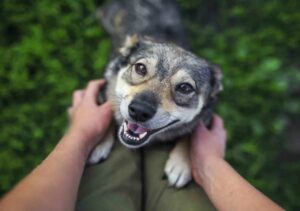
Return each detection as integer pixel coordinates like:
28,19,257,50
87,125,115,165
164,137,192,188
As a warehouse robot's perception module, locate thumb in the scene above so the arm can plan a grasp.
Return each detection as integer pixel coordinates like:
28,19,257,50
85,79,106,102
98,101,113,113
98,101,113,128
193,121,209,140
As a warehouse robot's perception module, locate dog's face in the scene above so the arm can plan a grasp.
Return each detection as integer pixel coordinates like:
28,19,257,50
108,35,222,148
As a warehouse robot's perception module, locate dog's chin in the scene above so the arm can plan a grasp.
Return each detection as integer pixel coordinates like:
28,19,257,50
118,119,179,149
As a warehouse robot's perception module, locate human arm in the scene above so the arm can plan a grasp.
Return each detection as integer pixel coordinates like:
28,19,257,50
0,80,113,211
190,115,284,211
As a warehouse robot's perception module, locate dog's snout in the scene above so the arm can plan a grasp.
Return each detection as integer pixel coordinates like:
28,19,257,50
128,101,156,122
128,91,158,122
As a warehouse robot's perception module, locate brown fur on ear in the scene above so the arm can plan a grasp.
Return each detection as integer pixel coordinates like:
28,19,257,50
119,34,140,57
210,64,223,97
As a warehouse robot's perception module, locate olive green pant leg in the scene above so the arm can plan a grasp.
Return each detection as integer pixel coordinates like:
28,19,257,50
76,141,142,211
143,143,216,211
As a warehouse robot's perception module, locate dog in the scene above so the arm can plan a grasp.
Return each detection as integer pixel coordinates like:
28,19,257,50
87,0,223,188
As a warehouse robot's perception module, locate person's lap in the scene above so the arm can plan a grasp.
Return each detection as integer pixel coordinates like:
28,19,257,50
76,141,142,211
76,140,215,211
143,143,215,211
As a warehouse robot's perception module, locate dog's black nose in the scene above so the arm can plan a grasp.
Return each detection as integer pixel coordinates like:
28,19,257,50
128,101,156,122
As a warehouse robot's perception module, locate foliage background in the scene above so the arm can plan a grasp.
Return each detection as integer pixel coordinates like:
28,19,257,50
0,0,299,210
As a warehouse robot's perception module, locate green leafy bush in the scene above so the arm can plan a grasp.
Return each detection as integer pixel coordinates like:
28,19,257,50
178,0,300,209
0,0,299,210
0,0,111,193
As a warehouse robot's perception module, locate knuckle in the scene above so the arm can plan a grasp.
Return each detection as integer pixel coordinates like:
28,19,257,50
220,118,224,126
223,130,228,139
67,107,73,116
217,115,223,124
74,90,80,95
216,116,224,128
87,79,104,90
88,80,98,87
73,90,82,97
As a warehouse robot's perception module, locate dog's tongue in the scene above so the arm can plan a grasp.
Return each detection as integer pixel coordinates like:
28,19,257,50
127,122,148,134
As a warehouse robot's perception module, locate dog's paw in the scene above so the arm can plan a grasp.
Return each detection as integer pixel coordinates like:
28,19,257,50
164,153,192,188
87,138,114,165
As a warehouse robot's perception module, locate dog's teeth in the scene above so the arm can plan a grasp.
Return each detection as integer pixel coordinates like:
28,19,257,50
123,122,128,132
124,126,145,141
139,132,147,139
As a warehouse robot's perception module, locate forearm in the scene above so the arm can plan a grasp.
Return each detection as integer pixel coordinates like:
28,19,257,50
0,131,89,211
199,156,284,211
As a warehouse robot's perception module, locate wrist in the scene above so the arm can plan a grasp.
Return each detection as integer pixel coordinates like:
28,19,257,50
194,155,223,187
63,129,93,159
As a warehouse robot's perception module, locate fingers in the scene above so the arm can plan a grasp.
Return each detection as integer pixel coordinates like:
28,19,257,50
211,114,224,133
193,114,226,140
193,121,209,140
69,79,106,116
85,79,106,101
67,107,73,117
219,129,227,143
98,100,113,115
96,101,114,133
211,114,227,141
72,90,84,107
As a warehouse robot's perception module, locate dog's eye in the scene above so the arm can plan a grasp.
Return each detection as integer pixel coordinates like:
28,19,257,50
134,63,147,77
176,83,194,94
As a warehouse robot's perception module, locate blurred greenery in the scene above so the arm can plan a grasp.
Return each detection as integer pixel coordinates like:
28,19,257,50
0,0,299,210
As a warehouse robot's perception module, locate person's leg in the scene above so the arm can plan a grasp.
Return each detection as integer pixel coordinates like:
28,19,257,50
143,142,216,211
76,140,142,211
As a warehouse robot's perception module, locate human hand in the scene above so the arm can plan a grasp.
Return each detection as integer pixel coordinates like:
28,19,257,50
67,80,113,152
190,115,227,186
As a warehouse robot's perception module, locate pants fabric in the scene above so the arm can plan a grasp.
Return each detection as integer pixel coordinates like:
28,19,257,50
76,141,215,211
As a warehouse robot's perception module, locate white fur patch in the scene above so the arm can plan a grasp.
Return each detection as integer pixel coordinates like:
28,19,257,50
172,96,204,123
119,34,139,56
171,70,196,89
87,133,114,164
115,66,131,99
164,141,192,188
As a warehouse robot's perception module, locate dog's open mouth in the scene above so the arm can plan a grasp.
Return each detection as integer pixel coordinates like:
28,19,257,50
119,120,179,148
120,121,150,146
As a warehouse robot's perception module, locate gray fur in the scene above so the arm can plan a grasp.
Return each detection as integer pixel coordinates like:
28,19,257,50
97,0,188,50
98,0,222,146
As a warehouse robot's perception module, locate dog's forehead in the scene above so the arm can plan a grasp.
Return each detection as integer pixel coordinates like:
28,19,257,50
126,41,212,86
149,44,207,66
140,43,211,83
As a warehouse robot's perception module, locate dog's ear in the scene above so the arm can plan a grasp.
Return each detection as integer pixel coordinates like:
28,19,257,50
200,65,223,127
119,34,140,57
105,34,140,77
210,64,223,97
